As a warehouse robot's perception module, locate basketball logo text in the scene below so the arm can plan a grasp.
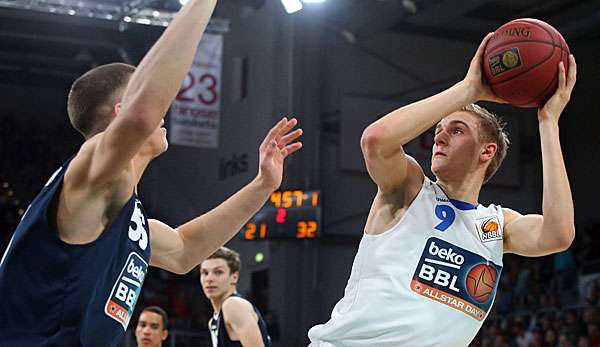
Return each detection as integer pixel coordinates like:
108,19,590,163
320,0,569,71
476,216,503,243
410,237,502,321
489,48,522,76
490,27,531,41
105,252,148,329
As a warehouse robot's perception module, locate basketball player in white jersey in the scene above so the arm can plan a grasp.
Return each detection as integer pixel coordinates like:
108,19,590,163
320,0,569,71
308,33,577,346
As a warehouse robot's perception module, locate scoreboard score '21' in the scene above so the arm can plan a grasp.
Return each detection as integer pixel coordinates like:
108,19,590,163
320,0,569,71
241,190,321,241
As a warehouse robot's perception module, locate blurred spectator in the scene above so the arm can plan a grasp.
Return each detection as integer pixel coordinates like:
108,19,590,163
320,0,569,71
587,323,600,347
578,336,591,347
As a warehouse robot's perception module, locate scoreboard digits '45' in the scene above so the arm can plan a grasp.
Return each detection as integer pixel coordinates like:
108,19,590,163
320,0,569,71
241,190,321,240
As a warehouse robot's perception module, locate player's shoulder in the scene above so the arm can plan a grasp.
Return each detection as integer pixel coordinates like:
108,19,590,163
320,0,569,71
75,132,108,158
223,295,252,307
68,134,102,173
66,132,130,191
500,207,522,224
222,296,254,314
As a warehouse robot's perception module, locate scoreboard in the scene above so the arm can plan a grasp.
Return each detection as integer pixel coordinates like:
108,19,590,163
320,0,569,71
240,190,321,240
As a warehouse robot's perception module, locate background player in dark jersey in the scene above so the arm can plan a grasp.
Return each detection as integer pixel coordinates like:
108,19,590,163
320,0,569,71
135,306,169,347
0,0,302,344
201,247,271,347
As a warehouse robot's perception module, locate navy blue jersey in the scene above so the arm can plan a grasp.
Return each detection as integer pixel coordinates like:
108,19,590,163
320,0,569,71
210,293,271,347
0,158,151,346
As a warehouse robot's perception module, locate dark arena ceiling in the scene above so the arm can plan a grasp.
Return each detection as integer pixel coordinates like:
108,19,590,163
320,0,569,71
0,0,598,87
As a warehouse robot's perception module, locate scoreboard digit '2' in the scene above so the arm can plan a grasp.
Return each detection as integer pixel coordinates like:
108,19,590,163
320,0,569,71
240,190,321,240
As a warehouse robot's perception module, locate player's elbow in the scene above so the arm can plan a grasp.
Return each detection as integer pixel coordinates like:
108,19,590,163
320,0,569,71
172,262,195,275
118,104,163,135
361,125,385,158
551,224,575,252
121,91,168,132
169,255,198,275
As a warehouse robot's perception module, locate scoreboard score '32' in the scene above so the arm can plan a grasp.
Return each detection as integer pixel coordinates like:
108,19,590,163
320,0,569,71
240,190,321,241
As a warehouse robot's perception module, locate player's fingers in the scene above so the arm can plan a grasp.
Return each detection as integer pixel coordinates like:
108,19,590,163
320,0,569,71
473,32,494,61
279,128,303,147
557,61,566,89
492,96,509,104
280,117,298,136
566,54,577,90
263,117,288,145
283,142,303,158
478,33,494,53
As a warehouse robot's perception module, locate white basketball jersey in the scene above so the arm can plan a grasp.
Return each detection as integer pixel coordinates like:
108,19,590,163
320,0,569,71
309,177,504,347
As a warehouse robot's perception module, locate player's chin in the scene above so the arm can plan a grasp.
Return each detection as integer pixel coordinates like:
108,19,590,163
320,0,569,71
152,136,169,155
431,162,452,180
204,290,222,299
159,139,168,153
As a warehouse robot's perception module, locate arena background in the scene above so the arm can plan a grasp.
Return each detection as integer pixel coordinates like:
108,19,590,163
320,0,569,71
1,0,600,346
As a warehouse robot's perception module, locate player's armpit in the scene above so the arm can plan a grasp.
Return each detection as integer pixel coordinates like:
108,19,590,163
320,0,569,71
222,298,265,347
148,219,190,274
502,208,573,257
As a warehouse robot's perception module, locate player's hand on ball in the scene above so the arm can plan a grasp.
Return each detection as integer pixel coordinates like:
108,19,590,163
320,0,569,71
463,33,507,104
257,117,303,190
538,54,577,124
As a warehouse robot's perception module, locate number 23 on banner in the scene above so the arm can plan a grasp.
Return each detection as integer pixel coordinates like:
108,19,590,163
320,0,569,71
176,72,219,105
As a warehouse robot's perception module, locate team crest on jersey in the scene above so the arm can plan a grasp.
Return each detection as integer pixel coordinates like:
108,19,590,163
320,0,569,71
410,237,502,321
105,252,148,329
476,216,503,243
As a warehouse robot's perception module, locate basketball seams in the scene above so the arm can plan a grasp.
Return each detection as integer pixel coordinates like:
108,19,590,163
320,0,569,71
522,36,567,106
487,42,568,87
512,19,558,46
485,20,564,88
492,48,567,106
486,19,557,52
486,40,564,53
517,73,558,107
488,46,555,85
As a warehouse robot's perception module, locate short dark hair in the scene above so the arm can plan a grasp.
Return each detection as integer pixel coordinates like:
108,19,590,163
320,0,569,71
67,63,135,138
205,246,241,274
141,306,169,330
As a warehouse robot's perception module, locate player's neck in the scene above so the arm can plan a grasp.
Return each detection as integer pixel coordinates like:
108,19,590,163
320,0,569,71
435,177,482,206
210,287,237,313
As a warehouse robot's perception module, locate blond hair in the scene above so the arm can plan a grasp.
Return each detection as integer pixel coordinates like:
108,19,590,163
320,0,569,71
461,104,510,183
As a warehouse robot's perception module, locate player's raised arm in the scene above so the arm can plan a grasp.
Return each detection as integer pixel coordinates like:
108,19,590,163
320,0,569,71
504,55,577,256
360,33,503,193
149,118,302,274
83,0,218,187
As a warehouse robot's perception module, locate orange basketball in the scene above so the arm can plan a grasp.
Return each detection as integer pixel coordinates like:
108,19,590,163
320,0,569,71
483,18,570,108
466,264,498,303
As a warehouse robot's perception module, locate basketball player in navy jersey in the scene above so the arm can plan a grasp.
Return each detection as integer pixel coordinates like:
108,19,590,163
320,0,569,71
135,306,169,347
200,247,271,347
0,0,302,345
309,34,577,346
